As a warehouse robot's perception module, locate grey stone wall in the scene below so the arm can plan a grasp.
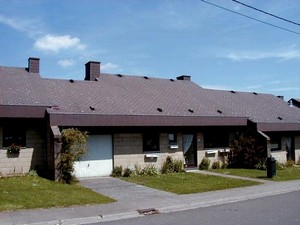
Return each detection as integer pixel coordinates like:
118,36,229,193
113,133,184,170
0,125,46,176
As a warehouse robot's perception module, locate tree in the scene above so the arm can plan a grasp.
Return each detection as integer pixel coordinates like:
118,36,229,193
228,134,265,169
58,128,88,184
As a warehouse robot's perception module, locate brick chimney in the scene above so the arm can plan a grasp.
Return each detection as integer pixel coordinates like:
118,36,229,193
176,75,191,81
85,61,100,81
28,57,40,73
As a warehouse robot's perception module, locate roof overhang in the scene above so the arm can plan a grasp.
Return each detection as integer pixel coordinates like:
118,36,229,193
256,122,300,132
48,112,248,127
0,105,48,118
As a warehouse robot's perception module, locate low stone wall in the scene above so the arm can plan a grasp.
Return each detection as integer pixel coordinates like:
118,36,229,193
295,149,300,164
0,148,34,176
271,150,287,163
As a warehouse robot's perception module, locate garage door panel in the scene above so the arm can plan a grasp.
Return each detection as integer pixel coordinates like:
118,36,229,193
74,135,112,178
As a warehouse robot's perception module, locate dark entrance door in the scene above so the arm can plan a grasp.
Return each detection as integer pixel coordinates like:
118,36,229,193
183,134,197,167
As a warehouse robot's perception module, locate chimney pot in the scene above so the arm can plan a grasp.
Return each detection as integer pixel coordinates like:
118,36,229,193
176,75,191,81
28,57,40,73
85,61,100,81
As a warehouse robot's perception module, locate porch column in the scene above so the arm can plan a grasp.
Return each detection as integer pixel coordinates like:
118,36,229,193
258,131,271,157
51,126,61,181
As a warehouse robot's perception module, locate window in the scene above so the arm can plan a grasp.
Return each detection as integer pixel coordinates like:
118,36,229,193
143,133,159,152
204,130,229,148
168,133,177,145
270,135,281,151
3,127,26,147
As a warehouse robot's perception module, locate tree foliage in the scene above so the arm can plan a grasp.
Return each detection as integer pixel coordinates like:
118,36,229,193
58,128,88,184
228,134,265,169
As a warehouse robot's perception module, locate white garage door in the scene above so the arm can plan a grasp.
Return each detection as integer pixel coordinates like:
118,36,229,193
74,135,113,178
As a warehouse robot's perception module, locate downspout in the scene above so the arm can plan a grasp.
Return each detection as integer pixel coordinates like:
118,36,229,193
257,131,271,157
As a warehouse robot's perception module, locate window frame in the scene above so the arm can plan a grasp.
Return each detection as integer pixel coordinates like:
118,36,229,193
143,132,160,152
2,127,26,148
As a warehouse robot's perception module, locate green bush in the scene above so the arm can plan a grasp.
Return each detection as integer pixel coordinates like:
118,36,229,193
161,156,184,174
111,166,123,177
133,164,142,175
255,158,267,170
58,128,88,184
173,159,185,173
276,162,285,170
212,161,221,169
199,157,210,170
141,164,158,176
221,162,228,169
286,160,295,168
161,156,174,174
228,134,265,169
123,168,132,177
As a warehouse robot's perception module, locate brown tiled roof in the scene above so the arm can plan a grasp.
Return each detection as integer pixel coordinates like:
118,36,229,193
1,66,300,130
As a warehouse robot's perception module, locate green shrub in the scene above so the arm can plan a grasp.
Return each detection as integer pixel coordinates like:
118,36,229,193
212,161,221,169
255,158,267,170
286,160,295,168
134,164,142,175
173,159,185,173
276,162,285,170
228,134,265,169
199,157,210,170
58,128,88,184
123,168,132,177
28,170,38,176
111,166,123,177
221,162,228,169
141,164,158,176
161,156,184,174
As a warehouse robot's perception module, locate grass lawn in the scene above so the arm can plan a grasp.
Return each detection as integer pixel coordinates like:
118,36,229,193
210,166,300,181
122,172,260,194
0,175,115,211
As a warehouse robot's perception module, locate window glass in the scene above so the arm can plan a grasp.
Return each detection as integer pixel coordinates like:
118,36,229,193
3,127,26,147
204,130,229,148
143,133,159,152
168,133,177,145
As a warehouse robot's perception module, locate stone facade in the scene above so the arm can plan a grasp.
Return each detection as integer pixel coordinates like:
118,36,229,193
0,125,46,176
114,133,185,170
295,136,300,164
0,148,34,175
271,151,287,163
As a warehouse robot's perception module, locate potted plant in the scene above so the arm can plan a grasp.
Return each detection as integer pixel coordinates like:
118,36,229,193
7,143,21,155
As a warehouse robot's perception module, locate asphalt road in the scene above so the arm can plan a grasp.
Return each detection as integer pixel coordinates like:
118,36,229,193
88,191,300,225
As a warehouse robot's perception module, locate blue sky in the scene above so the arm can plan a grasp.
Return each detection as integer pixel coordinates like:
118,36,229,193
0,0,299,100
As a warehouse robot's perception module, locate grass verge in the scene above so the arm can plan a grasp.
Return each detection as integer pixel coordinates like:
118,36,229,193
210,166,300,181
0,176,115,211
122,172,260,194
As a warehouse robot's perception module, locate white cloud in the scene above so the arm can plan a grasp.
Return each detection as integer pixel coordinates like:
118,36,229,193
224,49,300,61
101,62,120,72
270,87,300,92
0,14,42,37
34,34,86,53
202,84,233,90
57,59,75,68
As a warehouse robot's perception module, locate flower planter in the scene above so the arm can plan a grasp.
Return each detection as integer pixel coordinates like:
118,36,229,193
0,148,34,176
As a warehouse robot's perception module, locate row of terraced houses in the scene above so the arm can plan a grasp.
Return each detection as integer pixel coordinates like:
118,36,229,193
1,58,300,179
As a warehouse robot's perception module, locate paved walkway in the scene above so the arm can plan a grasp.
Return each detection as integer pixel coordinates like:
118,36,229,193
1,171,300,225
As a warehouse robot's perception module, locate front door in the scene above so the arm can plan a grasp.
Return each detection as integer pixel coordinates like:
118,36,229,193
183,134,197,167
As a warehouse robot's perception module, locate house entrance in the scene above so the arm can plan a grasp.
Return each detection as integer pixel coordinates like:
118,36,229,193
183,134,197,167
